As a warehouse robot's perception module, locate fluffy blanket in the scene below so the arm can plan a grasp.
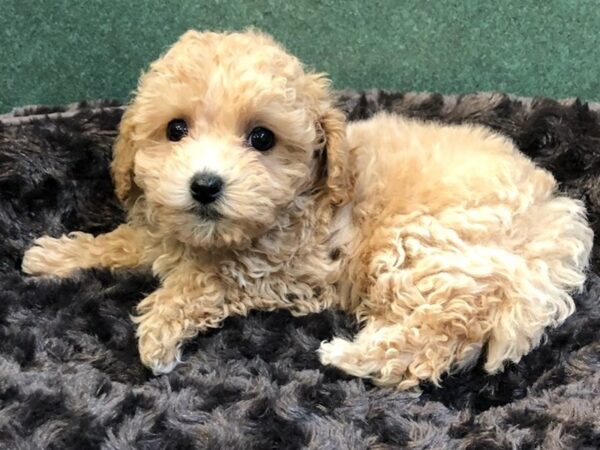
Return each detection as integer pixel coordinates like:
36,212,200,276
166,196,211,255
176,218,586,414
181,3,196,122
1,92,599,449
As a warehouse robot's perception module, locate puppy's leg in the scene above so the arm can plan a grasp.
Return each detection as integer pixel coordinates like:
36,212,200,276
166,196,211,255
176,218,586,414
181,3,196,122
322,199,592,388
320,212,507,389
319,315,483,390
133,262,226,374
22,224,148,277
484,196,592,372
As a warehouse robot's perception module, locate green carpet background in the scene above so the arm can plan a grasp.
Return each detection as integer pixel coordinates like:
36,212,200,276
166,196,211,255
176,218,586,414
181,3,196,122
2,0,600,113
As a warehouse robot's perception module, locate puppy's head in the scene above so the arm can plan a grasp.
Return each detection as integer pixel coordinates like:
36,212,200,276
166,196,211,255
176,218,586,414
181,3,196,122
113,30,350,248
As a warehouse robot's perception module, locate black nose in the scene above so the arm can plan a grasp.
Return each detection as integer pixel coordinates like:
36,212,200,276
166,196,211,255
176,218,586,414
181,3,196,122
190,172,224,204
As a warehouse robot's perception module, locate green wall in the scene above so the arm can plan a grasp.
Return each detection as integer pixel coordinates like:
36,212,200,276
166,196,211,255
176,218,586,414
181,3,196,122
2,0,600,112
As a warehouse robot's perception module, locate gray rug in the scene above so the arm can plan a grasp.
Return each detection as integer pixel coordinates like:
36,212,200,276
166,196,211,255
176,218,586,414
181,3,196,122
0,91,599,449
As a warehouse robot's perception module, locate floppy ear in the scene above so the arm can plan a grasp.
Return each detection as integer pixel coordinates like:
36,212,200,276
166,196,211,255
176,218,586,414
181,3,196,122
111,106,139,207
319,106,352,206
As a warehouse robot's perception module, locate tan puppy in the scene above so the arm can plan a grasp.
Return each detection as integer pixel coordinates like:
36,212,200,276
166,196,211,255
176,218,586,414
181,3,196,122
22,30,593,389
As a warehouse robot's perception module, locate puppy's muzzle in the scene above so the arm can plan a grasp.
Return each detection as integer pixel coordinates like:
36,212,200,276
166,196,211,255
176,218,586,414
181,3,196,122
190,172,224,205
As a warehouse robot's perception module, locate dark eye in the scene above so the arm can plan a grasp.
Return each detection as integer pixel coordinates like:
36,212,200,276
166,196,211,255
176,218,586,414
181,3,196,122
248,127,276,152
166,119,188,141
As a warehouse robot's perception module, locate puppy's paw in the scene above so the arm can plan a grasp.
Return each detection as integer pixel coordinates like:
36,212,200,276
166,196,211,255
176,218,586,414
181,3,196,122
136,322,185,375
318,338,358,369
319,338,388,381
22,235,80,277
142,347,182,375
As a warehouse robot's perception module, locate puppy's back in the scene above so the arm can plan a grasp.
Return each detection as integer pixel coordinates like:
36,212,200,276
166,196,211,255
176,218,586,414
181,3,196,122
347,112,555,217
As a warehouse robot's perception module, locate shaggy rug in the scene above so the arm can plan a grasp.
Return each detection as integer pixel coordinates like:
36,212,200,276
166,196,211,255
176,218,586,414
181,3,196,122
1,91,599,449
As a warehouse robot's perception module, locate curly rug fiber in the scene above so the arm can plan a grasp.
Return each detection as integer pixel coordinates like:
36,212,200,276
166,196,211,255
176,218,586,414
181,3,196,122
1,92,600,449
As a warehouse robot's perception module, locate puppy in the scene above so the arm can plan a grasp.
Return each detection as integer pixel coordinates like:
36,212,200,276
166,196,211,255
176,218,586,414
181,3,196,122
22,30,593,389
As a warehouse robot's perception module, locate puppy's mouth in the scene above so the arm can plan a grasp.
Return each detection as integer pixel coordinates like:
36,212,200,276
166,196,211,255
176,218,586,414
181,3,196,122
193,205,222,222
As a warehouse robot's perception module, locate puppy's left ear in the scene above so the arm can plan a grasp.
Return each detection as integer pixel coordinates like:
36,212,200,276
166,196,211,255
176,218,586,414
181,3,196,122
319,105,352,206
306,73,351,205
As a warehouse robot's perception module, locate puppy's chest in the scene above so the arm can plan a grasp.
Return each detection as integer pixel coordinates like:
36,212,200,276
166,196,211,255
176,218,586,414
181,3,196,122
216,243,343,311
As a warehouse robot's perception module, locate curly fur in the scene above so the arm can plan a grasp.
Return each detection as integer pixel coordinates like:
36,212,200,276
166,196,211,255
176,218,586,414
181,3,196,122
322,114,592,388
21,31,592,390
2,91,600,448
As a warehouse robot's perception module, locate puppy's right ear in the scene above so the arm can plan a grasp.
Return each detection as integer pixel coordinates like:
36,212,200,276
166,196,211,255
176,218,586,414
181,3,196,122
111,107,138,207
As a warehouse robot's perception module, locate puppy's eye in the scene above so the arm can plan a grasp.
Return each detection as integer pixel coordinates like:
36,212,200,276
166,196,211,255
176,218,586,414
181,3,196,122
248,127,276,152
166,119,188,141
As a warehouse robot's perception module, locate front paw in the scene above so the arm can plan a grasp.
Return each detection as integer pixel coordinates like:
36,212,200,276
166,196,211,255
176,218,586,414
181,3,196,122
136,320,186,375
22,235,79,277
